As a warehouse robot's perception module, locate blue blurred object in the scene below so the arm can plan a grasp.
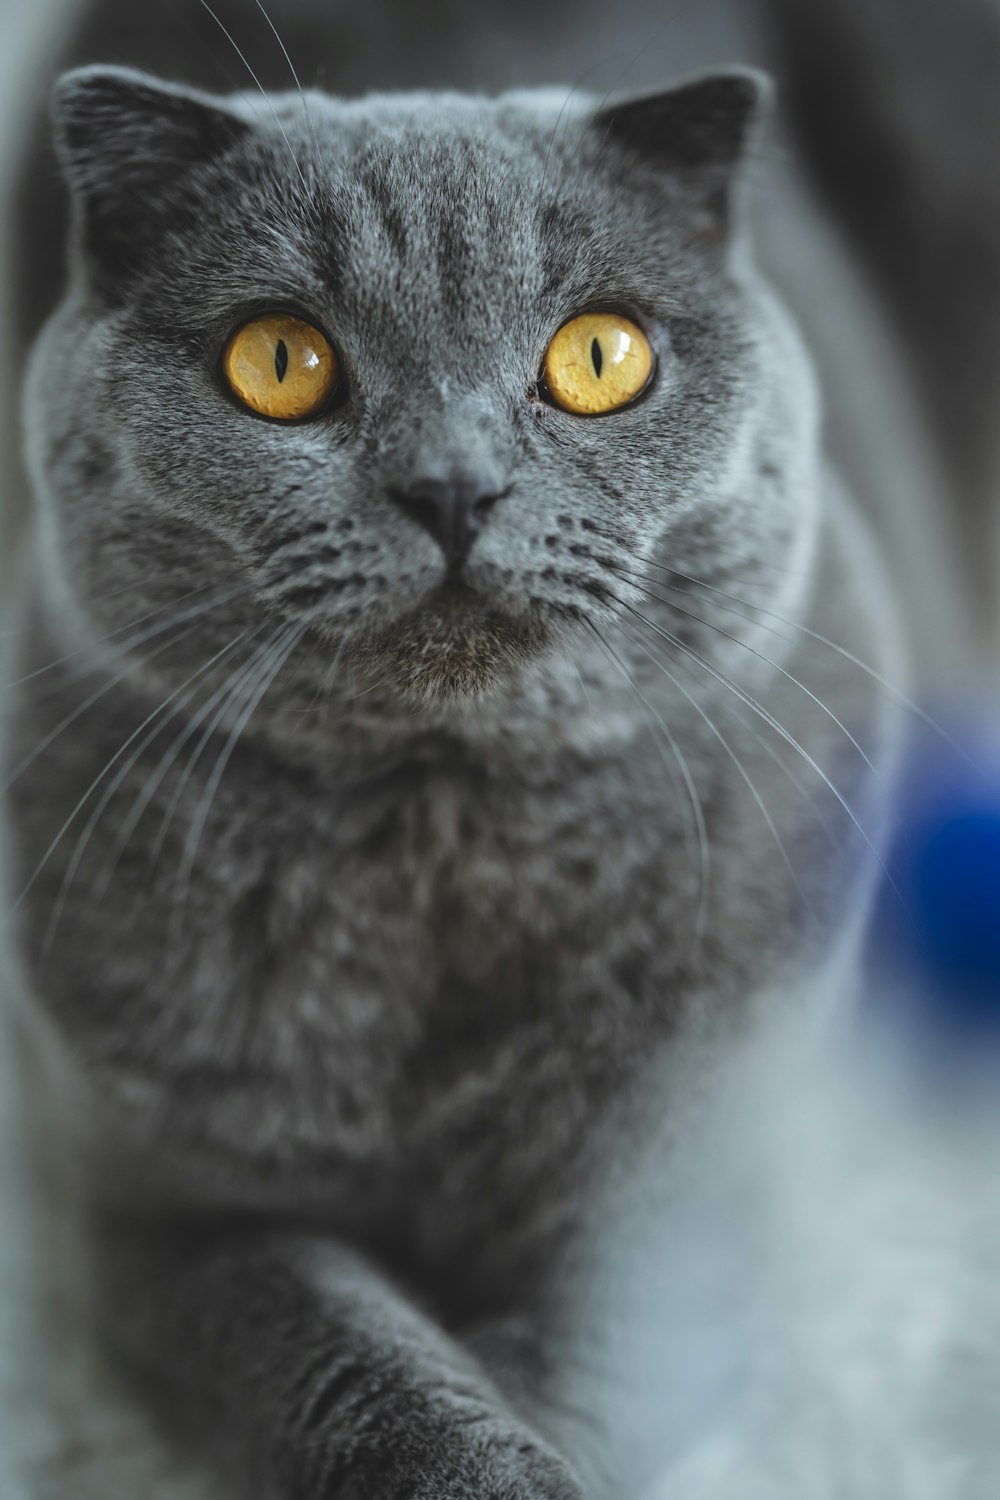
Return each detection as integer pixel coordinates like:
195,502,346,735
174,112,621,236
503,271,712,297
873,737,1000,1050
908,805,1000,1009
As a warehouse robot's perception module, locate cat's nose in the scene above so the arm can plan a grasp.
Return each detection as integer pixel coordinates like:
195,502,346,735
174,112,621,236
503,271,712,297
389,479,503,568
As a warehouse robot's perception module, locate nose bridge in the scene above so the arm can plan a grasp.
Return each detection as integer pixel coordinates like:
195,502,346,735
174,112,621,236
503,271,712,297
378,388,513,569
379,388,511,494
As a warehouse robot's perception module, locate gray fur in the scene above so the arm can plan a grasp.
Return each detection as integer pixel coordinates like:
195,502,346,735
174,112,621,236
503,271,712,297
3,53,906,1500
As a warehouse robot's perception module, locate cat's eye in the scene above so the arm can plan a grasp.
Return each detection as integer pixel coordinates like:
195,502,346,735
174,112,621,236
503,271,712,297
223,313,339,421
542,311,654,416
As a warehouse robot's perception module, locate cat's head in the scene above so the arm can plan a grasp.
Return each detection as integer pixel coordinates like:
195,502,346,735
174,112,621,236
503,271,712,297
26,65,816,708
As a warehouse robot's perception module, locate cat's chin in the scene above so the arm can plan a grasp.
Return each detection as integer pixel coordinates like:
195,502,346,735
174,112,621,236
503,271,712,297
352,585,552,703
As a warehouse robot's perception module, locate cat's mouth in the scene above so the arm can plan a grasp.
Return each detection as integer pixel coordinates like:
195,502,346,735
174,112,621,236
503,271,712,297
423,578,490,612
351,580,552,701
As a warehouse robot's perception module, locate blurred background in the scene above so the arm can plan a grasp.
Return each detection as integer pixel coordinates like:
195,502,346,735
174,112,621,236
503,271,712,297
1,1,998,1495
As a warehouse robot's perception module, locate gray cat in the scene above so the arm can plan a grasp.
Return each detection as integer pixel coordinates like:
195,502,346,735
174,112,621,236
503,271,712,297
0,1,980,1496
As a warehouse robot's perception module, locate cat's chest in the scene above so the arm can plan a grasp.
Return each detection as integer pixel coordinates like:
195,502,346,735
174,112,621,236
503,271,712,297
134,750,694,1203
246,755,670,1008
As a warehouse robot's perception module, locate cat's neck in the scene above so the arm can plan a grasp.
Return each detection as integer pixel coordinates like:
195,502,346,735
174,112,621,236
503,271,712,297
257,635,653,780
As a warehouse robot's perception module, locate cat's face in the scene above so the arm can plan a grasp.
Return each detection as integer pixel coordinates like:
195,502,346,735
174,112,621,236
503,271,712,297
28,67,815,704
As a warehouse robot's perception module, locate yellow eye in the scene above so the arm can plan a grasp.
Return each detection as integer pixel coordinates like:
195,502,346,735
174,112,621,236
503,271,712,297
223,313,339,421
542,311,654,416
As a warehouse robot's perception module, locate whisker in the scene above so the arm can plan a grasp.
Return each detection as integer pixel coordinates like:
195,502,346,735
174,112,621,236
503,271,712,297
612,594,900,902
194,0,309,191
2,608,247,934
612,616,809,911
1,586,249,793
295,628,349,718
725,703,842,853
41,629,252,955
537,12,679,209
590,17,674,137
147,622,285,873
165,1,267,121
582,616,710,947
559,641,598,721
657,552,810,586
645,558,981,776
351,674,395,701
170,619,305,931
633,567,799,649
0,571,165,645
539,66,601,207
617,566,880,780
250,0,320,159
96,625,273,898
564,488,809,587
4,580,219,691
572,0,703,168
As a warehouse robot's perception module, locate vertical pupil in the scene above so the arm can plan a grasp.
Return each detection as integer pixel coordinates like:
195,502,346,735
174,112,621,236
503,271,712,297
274,339,289,383
591,338,603,379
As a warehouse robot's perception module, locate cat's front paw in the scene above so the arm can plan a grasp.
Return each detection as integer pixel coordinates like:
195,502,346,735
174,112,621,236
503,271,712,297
449,1427,584,1500
302,1416,585,1500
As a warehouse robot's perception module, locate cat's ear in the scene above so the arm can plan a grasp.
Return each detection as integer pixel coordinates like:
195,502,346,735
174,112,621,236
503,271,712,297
52,66,248,292
592,68,772,231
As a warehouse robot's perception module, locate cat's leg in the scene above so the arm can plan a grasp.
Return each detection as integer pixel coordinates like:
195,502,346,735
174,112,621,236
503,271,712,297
95,1218,583,1500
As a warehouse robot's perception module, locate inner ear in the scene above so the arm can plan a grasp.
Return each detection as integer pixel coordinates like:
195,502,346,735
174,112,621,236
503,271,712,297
52,65,249,295
592,68,772,227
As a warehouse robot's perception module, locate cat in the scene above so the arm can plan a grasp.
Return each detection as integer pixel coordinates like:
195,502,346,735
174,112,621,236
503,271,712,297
0,1,995,1497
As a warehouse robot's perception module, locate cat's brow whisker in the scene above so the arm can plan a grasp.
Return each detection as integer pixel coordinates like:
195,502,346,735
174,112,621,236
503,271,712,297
1,585,250,792
616,565,881,780
539,59,611,204
251,0,320,159
611,615,810,912
643,557,982,775
585,0,707,136
610,593,901,902
167,1,267,118
193,0,309,192
581,615,711,948
41,628,253,955
590,18,672,135
537,3,691,205
584,0,704,164
170,619,306,931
